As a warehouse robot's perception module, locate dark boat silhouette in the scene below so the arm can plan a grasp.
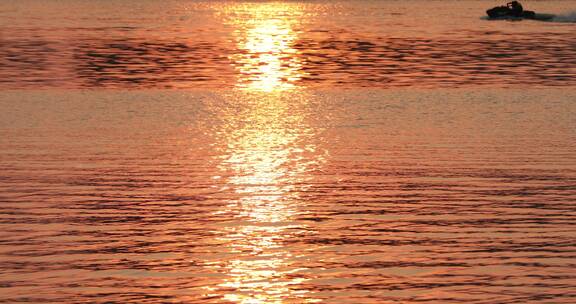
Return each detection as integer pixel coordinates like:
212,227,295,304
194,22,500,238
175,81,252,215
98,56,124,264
486,5,555,21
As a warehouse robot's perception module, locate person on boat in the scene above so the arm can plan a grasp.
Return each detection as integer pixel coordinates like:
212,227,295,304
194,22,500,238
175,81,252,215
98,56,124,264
506,1,523,17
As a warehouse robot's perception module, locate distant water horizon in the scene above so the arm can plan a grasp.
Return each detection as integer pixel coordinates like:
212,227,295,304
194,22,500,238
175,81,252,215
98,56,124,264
1,0,575,89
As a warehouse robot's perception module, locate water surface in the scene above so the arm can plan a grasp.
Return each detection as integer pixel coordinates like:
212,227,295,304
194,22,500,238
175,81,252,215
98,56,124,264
1,0,575,89
1,1,576,303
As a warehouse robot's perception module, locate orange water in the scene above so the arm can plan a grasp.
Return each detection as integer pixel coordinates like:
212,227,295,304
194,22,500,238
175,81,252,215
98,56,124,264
1,0,575,89
1,1,576,303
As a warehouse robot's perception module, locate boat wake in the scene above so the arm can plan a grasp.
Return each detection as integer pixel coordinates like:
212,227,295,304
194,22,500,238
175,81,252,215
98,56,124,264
552,11,576,22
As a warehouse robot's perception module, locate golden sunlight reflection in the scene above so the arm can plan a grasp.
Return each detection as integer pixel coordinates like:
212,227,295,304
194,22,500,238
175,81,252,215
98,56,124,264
206,90,323,303
227,4,306,92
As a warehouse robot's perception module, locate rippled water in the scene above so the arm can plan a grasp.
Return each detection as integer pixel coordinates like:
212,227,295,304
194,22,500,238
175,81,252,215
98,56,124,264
1,0,575,89
1,1,576,303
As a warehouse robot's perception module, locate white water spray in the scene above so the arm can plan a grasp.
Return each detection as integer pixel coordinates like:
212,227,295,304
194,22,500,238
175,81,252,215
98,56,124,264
552,11,576,22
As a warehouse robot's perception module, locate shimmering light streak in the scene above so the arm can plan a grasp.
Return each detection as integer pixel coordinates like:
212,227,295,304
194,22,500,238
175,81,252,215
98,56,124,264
206,88,321,303
227,4,305,92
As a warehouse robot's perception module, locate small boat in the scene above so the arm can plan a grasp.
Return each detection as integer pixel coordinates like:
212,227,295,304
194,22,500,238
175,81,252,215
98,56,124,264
486,6,555,21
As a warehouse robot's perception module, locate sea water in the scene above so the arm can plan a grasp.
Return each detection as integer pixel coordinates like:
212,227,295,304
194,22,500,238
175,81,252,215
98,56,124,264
1,1,576,303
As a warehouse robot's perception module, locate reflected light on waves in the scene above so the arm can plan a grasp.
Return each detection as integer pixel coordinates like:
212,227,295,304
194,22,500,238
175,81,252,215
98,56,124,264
228,4,305,92
207,90,321,303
